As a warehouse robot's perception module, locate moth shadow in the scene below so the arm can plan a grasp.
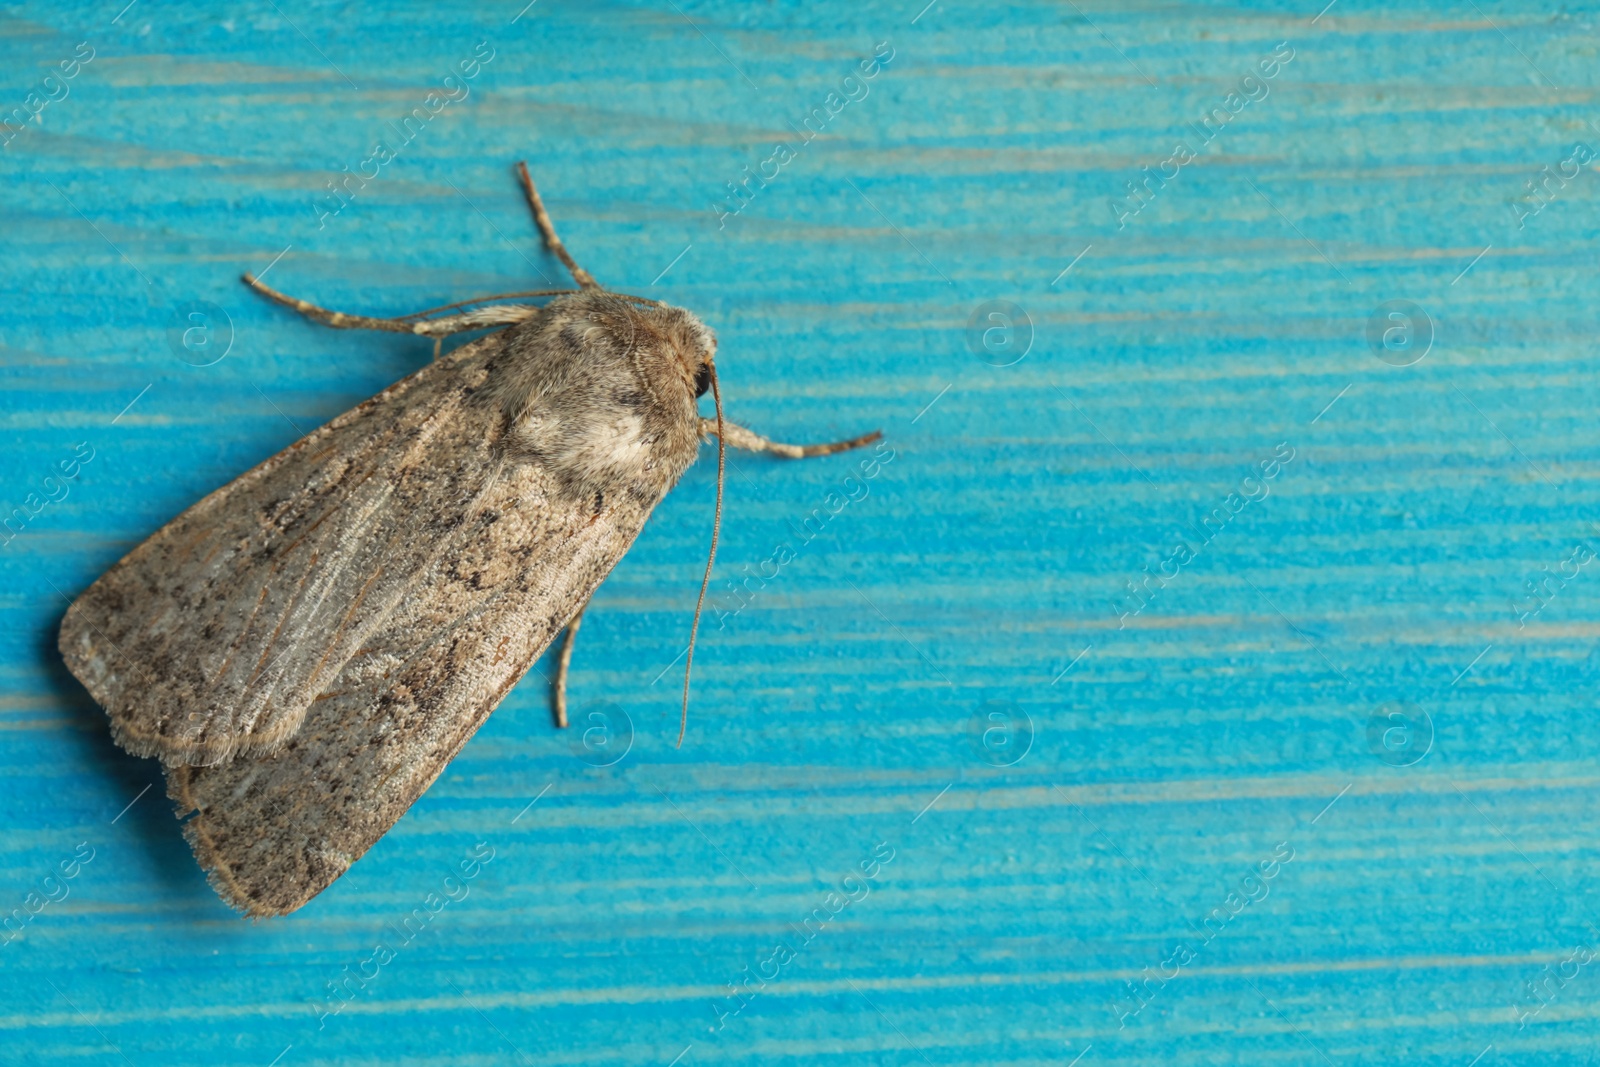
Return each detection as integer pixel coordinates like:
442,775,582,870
36,610,219,909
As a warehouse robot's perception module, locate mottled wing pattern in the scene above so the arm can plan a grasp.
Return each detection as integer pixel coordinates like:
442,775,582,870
61,331,541,766
165,456,654,916
60,287,711,916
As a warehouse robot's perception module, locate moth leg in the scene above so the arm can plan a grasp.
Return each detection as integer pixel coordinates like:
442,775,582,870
242,273,416,334
700,418,883,459
408,305,541,336
551,604,587,729
515,162,600,290
243,273,541,340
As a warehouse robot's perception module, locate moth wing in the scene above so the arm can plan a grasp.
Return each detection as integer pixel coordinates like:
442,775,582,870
60,333,525,767
165,472,658,916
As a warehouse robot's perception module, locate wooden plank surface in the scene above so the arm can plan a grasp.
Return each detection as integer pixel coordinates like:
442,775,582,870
3,1,1599,1063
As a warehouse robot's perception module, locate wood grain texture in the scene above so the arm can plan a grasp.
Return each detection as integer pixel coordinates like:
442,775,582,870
3,0,1599,1063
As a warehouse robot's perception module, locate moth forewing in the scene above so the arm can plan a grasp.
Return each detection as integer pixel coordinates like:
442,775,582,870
60,295,708,914
163,329,675,916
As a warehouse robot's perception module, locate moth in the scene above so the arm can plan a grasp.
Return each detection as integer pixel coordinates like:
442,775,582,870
59,164,878,917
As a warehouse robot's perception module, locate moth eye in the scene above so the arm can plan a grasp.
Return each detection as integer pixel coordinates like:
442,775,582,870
693,363,712,398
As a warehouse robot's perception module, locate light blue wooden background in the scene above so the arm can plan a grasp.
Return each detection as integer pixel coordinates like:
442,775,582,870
3,0,1599,1063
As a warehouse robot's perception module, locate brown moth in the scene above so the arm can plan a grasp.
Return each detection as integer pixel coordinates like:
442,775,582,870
58,164,878,917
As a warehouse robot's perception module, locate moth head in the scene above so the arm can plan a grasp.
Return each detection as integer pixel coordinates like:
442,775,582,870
657,303,717,401
693,353,714,399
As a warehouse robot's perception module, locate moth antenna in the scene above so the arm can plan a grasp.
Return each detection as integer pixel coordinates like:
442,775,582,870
680,361,725,748
515,162,600,290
